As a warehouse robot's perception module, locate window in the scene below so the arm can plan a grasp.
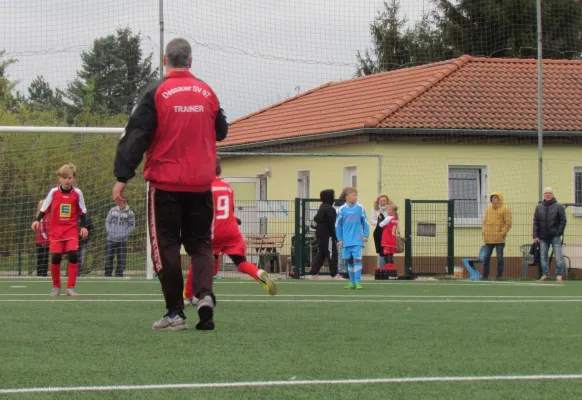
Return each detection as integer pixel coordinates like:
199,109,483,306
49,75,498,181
574,167,582,216
297,170,310,198
343,166,357,188
448,166,488,225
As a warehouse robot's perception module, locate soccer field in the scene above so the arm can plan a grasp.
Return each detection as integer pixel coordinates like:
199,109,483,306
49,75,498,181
1,278,582,399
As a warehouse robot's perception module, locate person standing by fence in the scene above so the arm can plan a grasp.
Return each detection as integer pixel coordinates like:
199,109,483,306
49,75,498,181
481,192,512,279
533,187,567,282
35,200,50,277
105,199,135,277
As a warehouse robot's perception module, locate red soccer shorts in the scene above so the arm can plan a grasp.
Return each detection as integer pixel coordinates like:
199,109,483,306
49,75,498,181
383,246,396,255
50,239,78,254
213,238,246,257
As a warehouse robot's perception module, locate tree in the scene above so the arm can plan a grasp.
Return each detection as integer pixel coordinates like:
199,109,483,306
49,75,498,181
28,76,54,105
0,50,18,108
434,0,582,59
357,0,582,76
64,28,157,119
356,1,448,76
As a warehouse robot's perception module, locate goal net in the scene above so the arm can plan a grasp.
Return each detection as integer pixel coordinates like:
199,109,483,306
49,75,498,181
1,0,581,278
0,130,149,277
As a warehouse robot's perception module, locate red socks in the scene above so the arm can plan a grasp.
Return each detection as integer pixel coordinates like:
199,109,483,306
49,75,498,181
184,264,194,299
67,263,78,289
50,263,61,288
237,261,259,280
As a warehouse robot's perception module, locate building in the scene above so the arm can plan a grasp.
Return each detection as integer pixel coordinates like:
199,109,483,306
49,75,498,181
218,56,582,277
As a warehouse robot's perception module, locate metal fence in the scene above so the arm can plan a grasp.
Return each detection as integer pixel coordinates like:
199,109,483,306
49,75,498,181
405,200,582,279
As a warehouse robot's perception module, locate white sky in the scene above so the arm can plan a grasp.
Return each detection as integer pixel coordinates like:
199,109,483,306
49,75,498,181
1,0,426,121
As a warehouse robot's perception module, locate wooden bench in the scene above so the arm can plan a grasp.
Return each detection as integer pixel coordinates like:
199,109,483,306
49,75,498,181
245,234,286,272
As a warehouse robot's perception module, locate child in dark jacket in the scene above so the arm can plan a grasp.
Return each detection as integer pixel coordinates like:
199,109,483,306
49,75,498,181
307,189,342,279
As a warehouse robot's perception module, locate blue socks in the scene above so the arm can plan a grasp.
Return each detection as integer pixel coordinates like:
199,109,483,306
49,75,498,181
353,260,363,283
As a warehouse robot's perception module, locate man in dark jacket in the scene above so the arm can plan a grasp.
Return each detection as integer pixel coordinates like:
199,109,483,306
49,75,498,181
533,187,567,282
307,189,343,279
112,37,228,331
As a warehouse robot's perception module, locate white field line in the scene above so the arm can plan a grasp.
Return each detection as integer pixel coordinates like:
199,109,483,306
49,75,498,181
0,293,580,299
1,374,582,394
0,279,566,287
1,299,582,303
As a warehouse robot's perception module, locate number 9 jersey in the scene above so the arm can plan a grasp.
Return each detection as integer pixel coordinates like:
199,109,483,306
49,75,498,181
211,177,243,250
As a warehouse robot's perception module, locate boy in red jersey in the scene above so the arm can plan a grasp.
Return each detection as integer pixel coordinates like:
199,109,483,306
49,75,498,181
184,157,277,304
32,164,89,296
379,203,399,269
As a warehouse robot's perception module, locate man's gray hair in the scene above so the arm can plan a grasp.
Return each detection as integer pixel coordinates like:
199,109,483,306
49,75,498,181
165,38,192,68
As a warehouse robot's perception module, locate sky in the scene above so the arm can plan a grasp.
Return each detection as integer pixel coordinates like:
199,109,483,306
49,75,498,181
1,0,427,121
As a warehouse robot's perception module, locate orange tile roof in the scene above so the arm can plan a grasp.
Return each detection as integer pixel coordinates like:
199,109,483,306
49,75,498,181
221,56,582,147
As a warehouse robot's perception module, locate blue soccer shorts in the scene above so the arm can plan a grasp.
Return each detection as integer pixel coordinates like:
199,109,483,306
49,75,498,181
342,245,363,261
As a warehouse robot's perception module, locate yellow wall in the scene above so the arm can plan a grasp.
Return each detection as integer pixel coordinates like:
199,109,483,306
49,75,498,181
220,141,582,258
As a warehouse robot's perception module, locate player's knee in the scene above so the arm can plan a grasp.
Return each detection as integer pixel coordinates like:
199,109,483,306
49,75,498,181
67,251,78,264
51,253,62,264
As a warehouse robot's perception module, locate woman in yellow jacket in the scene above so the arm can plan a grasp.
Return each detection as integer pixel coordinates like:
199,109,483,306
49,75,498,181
481,192,512,279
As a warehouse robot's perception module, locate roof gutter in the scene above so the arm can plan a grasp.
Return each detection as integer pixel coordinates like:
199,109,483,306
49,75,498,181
218,127,582,151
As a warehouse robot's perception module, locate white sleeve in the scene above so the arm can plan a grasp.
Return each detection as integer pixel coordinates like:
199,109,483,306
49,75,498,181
370,209,378,226
379,215,394,228
40,188,57,213
75,188,87,214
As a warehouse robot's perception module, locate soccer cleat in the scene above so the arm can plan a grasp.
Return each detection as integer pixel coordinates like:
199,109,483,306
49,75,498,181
557,275,563,283
257,269,277,295
540,275,549,281
306,274,318,280
152,314,187,331
65,288,80,297
214,275,221,280
49,288,60,297
332,275,346,280
196,293,216,331
344,283,356,289
355,283,363,290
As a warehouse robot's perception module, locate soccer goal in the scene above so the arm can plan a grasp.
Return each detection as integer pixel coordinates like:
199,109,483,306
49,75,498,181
0,126,158,278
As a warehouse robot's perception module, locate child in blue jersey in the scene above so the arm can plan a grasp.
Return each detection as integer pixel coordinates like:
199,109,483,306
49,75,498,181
336,187,370,289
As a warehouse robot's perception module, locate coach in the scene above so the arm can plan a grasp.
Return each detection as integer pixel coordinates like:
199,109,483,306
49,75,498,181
113,38,228,331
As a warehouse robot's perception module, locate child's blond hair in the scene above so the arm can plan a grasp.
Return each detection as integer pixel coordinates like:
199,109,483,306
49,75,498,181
389,203,399,218
57,163,78,179
373,194,391,210
343,186,357,196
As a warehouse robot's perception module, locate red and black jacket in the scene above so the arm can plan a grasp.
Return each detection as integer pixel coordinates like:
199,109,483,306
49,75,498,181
114,70,228,192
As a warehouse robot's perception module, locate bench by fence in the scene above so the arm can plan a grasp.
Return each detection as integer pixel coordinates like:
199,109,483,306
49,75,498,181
245,234,286,272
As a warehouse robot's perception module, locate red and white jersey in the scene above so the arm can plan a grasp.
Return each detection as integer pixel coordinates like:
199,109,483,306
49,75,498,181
211,177,241,247
380,216,398,249
40,185,87,241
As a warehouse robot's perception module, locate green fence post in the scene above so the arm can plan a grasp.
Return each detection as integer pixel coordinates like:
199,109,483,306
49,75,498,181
17,201,24,276
447,200,455,275
300,199,307,277
404,199,412,277
294,198,302,279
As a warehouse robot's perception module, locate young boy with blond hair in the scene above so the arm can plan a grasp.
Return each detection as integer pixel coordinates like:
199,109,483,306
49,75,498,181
336,187,369,289
32,163,89,296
